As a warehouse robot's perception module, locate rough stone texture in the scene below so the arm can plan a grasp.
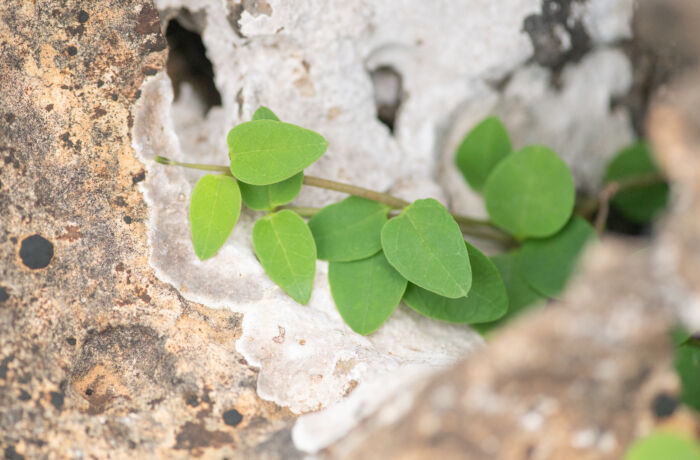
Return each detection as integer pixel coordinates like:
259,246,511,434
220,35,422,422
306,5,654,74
323,1,700,458
3,0,697,459
0,1,298,458
131,1,639,452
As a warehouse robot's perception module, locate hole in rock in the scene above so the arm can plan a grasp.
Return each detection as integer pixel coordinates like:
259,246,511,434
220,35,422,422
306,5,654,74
370,66,403,133
166,17,222,113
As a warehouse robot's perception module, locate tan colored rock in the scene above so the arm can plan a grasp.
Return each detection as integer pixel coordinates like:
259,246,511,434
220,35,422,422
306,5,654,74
0,1,297,458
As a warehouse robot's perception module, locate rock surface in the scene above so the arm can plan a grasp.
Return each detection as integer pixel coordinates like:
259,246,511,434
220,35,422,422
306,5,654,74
132,0,640,452
0,1,297,458
2,0,697,459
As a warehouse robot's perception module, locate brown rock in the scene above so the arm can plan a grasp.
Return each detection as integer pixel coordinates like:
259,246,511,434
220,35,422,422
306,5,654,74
0,1,298,458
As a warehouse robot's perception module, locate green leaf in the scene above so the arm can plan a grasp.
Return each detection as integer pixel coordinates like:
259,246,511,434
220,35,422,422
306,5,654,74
189,174,242,260
473,251,545,335
455,116,512,191
239,173,303,211
252,106,280,121
381,199,472,298
329,251,407,335
624,432,700,460
228,120,328,185
674,328,700,411
308,197,389,262
516,217,596,298
604,142,669,223
403,242,507,324
252,210,317,304
484,145,575,239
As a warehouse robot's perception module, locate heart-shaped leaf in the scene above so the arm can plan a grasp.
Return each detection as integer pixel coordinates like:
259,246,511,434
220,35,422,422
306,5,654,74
604,142,668,223
329,251,407,335
456,116,512,191
472,251,545,335
189,174,241,260
252,106,280,121
228,120,328,185
517,217,596,298
624,432,700,460
484,145,575,239
381,199,471,298
252,210,316,304
308,197,389,261
239,173,304,211
402,242,507,323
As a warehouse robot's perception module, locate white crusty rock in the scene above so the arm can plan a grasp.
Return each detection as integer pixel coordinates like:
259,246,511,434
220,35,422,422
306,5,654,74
132,0,637,452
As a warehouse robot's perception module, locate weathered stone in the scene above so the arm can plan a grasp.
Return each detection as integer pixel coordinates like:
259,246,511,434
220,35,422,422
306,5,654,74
0,1,296,458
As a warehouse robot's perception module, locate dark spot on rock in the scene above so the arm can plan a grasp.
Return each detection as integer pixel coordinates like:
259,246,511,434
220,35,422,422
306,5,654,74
111,93,118,101
87,328,96,335
5,113,15,124
66,337,77,346
19,389,31,401
4,446,25,460
115,262,125,272
59,132,73,148
651,392,677,418
123,216,132,224
78,10,89,23
0,355,15,379
67,46,78,56
85,388,93,396
134,89,142,99
66,25,85,37
185,394,199,407
143,67,158,76
50,391,64,410
222,408,243,427
136,287,151,303
19,234,54,269
135,3,161,35
114,196,127,207
175,421,233,450
91,107,107,120
0,286,9,302
132,170,146,184
9,237,16,244
45,104,53,111
97,79,104,87
523,0,592,77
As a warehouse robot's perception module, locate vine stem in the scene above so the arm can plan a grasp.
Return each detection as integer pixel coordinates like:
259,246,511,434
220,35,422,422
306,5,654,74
154,155,503,236
576,172,665,232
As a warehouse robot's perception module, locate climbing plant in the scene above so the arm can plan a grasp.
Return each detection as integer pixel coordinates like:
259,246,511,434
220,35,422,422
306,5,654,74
155,107,667,336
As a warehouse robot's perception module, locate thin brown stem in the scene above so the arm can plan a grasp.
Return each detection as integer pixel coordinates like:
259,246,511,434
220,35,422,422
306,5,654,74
302,176,410,209
576,172,665,221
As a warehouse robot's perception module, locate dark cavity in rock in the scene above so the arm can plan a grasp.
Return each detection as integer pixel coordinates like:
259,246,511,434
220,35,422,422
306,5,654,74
166,16,222,113
370,65,403,134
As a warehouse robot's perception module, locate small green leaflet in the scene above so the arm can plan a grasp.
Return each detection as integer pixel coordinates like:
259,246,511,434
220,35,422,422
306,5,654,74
189,174,242,261
308,197,389,261
228,120,328,185
484,145,575,239
239,173,304,211
329,252,407,335
402,242,507,324
381,199,471,298
673,328,700,411
473,251,545,335
517,217,596,298
624,432,700,460
252,210,317,304
604,142,668,223
252,106,280,121
455,116,512,191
